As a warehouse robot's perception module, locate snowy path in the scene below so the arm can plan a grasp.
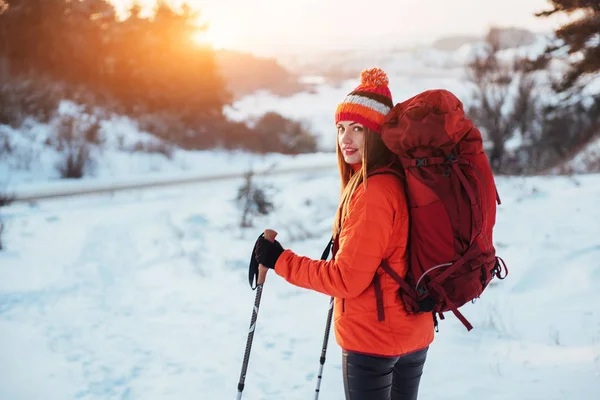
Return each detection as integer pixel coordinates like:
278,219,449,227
1,172,600,399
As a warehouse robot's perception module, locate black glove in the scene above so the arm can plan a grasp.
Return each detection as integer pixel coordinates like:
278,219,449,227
254,235,284,270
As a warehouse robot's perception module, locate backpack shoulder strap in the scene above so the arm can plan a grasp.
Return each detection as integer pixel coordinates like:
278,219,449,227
380,260,418,299
368,167,404,180
373,261,420,322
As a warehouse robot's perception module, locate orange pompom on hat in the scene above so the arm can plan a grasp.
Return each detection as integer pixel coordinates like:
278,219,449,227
335,67,393,134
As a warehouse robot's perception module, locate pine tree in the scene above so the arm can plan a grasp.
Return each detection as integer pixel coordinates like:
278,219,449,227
536,0,600,91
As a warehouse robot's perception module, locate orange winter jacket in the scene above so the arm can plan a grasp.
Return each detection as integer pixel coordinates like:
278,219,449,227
275,173,434,356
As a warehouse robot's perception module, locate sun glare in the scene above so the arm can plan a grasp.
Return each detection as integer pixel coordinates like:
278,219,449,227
192,27,234,50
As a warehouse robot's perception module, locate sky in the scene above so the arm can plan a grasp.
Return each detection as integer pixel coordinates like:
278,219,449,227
109,0,575,55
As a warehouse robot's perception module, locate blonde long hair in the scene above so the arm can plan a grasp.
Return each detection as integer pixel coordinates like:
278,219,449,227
332,128,395,236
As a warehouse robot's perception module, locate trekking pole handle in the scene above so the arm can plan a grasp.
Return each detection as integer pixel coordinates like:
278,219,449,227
257,229,277,285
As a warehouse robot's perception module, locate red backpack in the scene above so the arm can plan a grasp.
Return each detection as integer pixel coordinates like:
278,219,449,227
378,89,508,331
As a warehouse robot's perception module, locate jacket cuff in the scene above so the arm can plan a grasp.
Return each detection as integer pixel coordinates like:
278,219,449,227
274,249,293,275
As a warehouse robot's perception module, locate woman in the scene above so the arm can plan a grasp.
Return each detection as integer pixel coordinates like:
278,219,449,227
253,68,435,400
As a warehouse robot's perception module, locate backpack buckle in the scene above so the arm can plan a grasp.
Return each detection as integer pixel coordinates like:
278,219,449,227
415,158,427,167
417,285,428,296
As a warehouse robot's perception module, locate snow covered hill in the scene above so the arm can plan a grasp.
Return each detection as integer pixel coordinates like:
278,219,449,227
3,27,598,190
0,101,336,193
226,31,579,152
1,158,599,399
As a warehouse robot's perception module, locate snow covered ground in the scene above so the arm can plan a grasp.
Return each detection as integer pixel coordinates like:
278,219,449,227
1,161,599,400
0,108,333,190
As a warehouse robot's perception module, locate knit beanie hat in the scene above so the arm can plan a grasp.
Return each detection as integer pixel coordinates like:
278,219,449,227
335,67,393,134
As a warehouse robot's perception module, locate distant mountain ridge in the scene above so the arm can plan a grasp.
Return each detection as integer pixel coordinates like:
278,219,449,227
431,27,537,51
272,27,545,84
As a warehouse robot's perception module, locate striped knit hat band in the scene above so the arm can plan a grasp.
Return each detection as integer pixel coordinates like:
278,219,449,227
335,68,393,134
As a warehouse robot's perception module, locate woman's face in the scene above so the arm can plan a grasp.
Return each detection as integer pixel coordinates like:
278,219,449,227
337,121,365,165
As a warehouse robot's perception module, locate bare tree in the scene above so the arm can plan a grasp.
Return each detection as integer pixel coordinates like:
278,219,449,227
53,115,96,179
466,28,542,173
236,170,274,228
0,190,13,251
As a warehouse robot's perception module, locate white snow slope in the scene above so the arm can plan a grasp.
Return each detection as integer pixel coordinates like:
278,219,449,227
1,161,599,400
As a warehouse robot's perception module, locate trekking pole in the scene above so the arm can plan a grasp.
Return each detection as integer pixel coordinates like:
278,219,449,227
236,229,278,400
315,296,334,399
314,237,335,400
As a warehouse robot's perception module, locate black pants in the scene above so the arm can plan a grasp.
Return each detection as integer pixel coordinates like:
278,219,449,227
342,347,428,400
